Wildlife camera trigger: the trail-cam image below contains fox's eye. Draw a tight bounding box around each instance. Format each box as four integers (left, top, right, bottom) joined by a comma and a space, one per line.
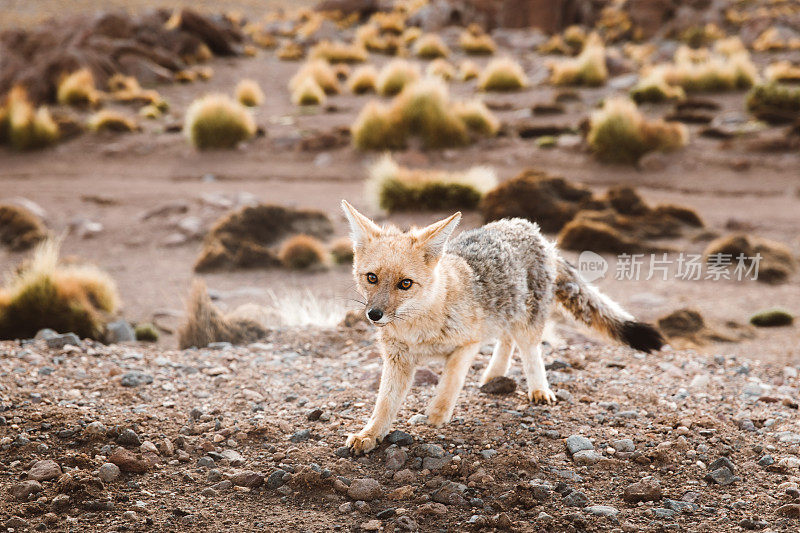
366, 273, 378, 284
398, 279, 413, 290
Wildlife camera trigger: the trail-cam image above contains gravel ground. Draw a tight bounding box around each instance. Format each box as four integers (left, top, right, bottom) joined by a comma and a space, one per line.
2, 323, 800, 532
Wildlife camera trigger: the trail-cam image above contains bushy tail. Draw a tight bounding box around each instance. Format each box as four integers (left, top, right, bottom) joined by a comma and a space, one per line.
177, 279, 266, 349
554, 257, 664, 353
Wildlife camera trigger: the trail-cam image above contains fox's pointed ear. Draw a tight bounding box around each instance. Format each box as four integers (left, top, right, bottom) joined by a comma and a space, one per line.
414, 212, 461, 261
341, 200, 382, 245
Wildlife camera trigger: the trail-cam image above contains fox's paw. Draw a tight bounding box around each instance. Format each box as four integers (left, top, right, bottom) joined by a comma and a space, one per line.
425, 407, 452, 428
529, 388, 557, 405
346, 433, 379, 455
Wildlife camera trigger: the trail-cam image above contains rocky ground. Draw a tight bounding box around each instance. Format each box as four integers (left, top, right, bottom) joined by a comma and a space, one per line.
2, 324, 800, 532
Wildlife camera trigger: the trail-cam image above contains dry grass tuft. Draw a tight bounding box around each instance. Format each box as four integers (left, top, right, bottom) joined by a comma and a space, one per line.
88, 110, 139, 133
353, 78, 497, 150
355, 24, 404, 55
413, 33, 450, 59
631, 67, 686, 103
478, 57, 529, 91
376, 59, 421, 96
587, 97, 688, 164
278, 234, 328, 270
291, 77, 326, 106
329, 237, 354, 264
289, 60, 340, 95
746, 83, 800, 123
459, 29, 496, 55
426, 58, 456, 80
3, 86, 59, 150
235, 79, 265, 107
548, 33, 608, 87
57, 69, 99, 107
660, 44, 758, 92
178, 279, 266, 349
134, 323, 159, 342
310, 40, 368, 63
367, 154, 497, 212
765, 61, 800, 83
0, 204, 48, 251
277, 41, 305, 61
458, 60, 481, 81
452, 99, 500, 136
348, 65, 379, 94
351, 101, 405, 150
184, 94, 256, 150
0, 239, 119, 340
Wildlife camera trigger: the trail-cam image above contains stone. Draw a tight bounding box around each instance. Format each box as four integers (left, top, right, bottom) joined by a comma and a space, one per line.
28, 459, 61, 481
663, 498, 698, 514
220, 449, 245, 466
109, 447, 149, 473
386, 430, 414, 446
563, 490, 590, 507
385, 445, 407, 470
611, 439, 635, 453
408, 414, 428, 425
479, 449, 497, 460
98, 463, 121, 482
652, 508, 677, 519
267, 469, 287, 489
704, 467, 739, 486
106, 320, 136, 343
573, 450, 603, 465
432, 481, 468, 506
623, 477, 662, 502
416, 502, 447, 516
565, 435, 593, 455
585, 505, 619, 517
361, 519, 381, 531
84, 421, 108, 440
230, 470, 263, 488
9, 480, 42, 501
757, 455, 774, 466
45, 333, 81, 349
117, 428, 141, 446
776, 504, 800, 518
347, 478, 383, 501
120, 371, 154, 387
708, 457, 736, 472
479, 376, 517, 395
290, 429, 311, 443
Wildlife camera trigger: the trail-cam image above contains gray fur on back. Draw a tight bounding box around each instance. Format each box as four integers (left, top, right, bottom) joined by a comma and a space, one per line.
446, 218, 557, 330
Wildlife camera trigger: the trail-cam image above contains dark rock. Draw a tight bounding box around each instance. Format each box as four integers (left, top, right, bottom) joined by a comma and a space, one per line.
386, 430, 414, 446
704, 467, 739, 486
479, 376, 517, 395
562, 490, 589, 507
267, 469, 287, 489
565, 435, 593, 455
120, 371, 154, 387
105, 320, 135, 343
230, 470, 263, 488
290, 429, 311, 443
45, 333, 81, 349
117, 428, 141, 446
9, 480, 42, 501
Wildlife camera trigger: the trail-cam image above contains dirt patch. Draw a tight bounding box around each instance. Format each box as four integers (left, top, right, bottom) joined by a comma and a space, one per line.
705, 234, 797, 285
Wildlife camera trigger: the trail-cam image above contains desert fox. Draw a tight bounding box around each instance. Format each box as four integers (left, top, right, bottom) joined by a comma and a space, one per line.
341, 200, 664, 454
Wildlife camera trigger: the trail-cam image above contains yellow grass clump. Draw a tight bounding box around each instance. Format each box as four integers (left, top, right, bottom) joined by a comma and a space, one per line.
388, 78, 468, 149
376, 59, 421, 96
630, 67, 686, 103
426, 58, 456, 80
309, 40, 368, 63
235, 79, 265, 107
289, 60, 340, 95
371, 11, 405, 34
3, 87, 59, 151
477, 57, 529, 91
587, 97, 689, 164
277, 41, 305, 61
458, 60, 481, 81
278, 235, 328, 270
196, 66, 214, 81
184, 94, 256, 150
548, 33, 608, 87
413, 33, 450, 59
746, 83, 800, 123
348, 65, 378, 94
765, 61, 800, 83
57, 69, 99, 107
351, 101, 405, 150
366, 154, 497, 212
458, 30, 496, 55
355, 24, 403, 55
752, 27, 789, 52
88, 110, 140, 133
329, 237, 354, 264
0, 239, 120, 340
139, 104, 161, 119
452, 99, 500, 136
291, 76, 326, 106
660, 44, 758, 92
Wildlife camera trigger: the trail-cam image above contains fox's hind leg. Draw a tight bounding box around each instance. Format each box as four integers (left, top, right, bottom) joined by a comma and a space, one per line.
512, 326, 556, 405
479, 336, 514, 386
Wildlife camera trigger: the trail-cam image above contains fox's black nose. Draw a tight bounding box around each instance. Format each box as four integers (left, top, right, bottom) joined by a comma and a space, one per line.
367, 308, 383, 322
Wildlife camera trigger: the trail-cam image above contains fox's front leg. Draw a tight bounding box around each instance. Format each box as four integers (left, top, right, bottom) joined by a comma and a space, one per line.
426, 343, 480, 427
347, 356, 415, 455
